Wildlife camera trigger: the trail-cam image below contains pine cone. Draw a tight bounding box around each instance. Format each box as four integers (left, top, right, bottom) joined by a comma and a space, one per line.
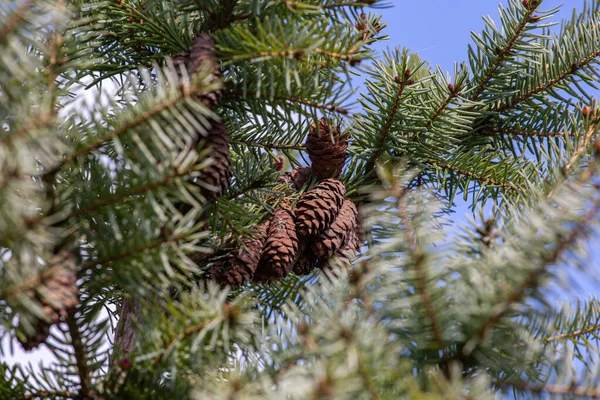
172, 34, 222, 110
310, 199, 358, 259
306, 118, 348, 179
210, 221, 269, 288
195, 120, 232, 200
19, 253, 78, 351
278, 166, 311, 190
295, 179, 346, 237
253, 204, 299, 283
291, 247, 318, 276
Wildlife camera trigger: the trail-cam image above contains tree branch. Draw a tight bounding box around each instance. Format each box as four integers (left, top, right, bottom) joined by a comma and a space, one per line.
501, 381, 600, 398
364, 76, 409, 172
230, 139, 305, 151
66, 313, 93, 398
427, 160, 521, 192
398, 200, 444, 349
229, 90, 349, 115
43, 81, 217, 176
466, 189, 600, 354
0, 0, 35, 42
495, 48, 600, 113
543, 325, 600, 343
469, 2, 540, 102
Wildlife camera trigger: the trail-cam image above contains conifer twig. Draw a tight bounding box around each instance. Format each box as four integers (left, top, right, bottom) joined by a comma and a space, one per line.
230, 140, 305, 151
543, 325, 600, 343
398, 200, 444, 349
427, 160, 520, 192
66, 313, 93, 399
42, 80, 218, 176
500, 381, 600, 398
0, 0, 35, 42
495, 48, 600, 113
465, 187, 600, 354
469, 2, 540, 102
364, 76, 409, 172
229, 90, 349, 115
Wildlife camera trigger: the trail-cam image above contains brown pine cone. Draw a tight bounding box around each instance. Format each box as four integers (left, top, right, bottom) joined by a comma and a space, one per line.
306, 118, 348, 179
310, 199, 358, 259
291, 247, 318, 276
253, 204, 299, 283
295, 179, 346, 237
172, 34, 222, 110
195, 120, 231, 200
19, 253, 78, 351
278, 166, 311, 190
218, 221, 269, 288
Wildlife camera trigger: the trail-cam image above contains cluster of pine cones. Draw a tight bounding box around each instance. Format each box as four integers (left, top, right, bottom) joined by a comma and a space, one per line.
169, 35, 362, 287
207, 118, 362, 288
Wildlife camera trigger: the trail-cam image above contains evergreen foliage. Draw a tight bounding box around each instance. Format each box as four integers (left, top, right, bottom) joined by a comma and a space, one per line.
1, 0, 600, 398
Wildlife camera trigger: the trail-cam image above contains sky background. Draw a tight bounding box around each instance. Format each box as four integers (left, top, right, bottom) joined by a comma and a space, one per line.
3, 0, 600, 392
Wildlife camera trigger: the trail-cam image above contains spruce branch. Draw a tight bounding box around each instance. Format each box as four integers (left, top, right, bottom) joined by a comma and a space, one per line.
398, 200, 444, 349
469, 0, 541, 102
81, 231, 192, 272
152, 315, 222, 365
484, 126, 566, 138
501, 381, 600, 398
0, 111, 54, 146
66, 313, 93, 399
543, 325, 600, 343
563, 120, 599, 173
495, 48, 600, 113
427, 160, 521, 192
43, 79, 219, 177
0, 0, 35, 42
229, 90, 349, 115
230, 140, 305, 151
364, 74, 410, 172
69, 165, 196, 219
465, 185, 600, 355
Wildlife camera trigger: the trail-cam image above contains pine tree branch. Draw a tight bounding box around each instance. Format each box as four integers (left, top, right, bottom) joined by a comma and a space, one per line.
543, 325, 600, 343
424, 90, 458, 129
547, 121, 599, 197
81, 231, 191, 272
500, 381, 600, 398
66, 313, 93, 398
0, 111, 54, 145
70, 166, 193, 219
43, 82, 216, 176
466, 187, 600, 354
357, 350, 380, 400
483, 127, 565, 138
495, 48, 600, 113
398, 200, 444, 349
320, 0, 379, 9
564, 121, 599, 173
469, 2, 540, 102
0, 0, 35, 42
230, 139, 305, 151
427, 160, 520, 192
229, 90, 349, 115
364, 76, 409, 172
152, 315, 222, 365
16, 390, 76, 400
2, 263, 64, 298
